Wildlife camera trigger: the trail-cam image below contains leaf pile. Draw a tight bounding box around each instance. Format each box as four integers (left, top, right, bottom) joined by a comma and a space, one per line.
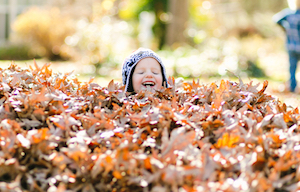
1, 62, 300, 192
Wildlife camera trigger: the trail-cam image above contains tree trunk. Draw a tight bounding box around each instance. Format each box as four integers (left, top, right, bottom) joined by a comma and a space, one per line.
166, 0, 189, 48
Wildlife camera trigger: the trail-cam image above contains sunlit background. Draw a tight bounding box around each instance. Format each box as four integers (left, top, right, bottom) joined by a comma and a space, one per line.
0, 0, 291, 88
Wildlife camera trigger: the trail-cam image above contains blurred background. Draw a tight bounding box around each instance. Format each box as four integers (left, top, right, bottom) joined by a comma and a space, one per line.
0, 0, 292, 92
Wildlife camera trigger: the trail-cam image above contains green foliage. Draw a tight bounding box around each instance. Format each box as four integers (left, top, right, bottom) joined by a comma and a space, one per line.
142, 0, 168, 49
118, 0, 168, 20
138, 0, 168, 13
12, 7, 75, 61
0, 44, 39, 60
243, 60, 266, 78
118, 0, 151, 20
189, 0, 212, 27
119, 0, 168, 49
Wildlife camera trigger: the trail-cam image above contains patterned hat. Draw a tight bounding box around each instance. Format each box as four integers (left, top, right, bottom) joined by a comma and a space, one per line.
122, 48, 168, 92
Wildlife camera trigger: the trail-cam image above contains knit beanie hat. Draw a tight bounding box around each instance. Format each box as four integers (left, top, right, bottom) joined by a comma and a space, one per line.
122, 48, 169, 92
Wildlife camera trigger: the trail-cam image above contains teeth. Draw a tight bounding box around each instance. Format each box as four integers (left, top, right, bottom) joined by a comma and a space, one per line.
143, 82, 154, 86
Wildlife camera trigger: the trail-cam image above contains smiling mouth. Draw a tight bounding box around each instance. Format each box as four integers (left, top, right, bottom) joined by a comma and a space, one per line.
142, 82, 155, 87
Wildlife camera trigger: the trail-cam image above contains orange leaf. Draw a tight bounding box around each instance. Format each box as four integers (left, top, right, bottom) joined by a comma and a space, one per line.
32, 128, 49, 143
113, 171, 122, 179
114, 132, 124, 138
144, 157, 152, 170
215, 132, 240, 148
183, 82, 192, 92
283, 113, 293, 123
69, 150, 86, 162
105, 155, 113, 164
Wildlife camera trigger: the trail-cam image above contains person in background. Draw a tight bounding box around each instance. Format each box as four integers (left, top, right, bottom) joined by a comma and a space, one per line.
122, 48, 169, 93
273, 0, 300, 92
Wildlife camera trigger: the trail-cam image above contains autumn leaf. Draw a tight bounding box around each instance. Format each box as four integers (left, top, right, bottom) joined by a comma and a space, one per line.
215, 132, 240, 148
1, 62, 300, 192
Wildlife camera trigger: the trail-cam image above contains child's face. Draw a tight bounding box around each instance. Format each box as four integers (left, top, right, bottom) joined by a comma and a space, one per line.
132, 58, 163, 92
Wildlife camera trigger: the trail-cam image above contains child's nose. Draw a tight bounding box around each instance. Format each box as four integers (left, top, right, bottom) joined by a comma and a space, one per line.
145, 71, 154, 78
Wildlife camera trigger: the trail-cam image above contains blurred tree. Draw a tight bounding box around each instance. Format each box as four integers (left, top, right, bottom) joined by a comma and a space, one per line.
135, 0, 169, 49
144, 0, 189, 49
152, 0, 168, 49
166, 0, 189, 48
119, 0, 189, 49
12, 7, 75, 60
